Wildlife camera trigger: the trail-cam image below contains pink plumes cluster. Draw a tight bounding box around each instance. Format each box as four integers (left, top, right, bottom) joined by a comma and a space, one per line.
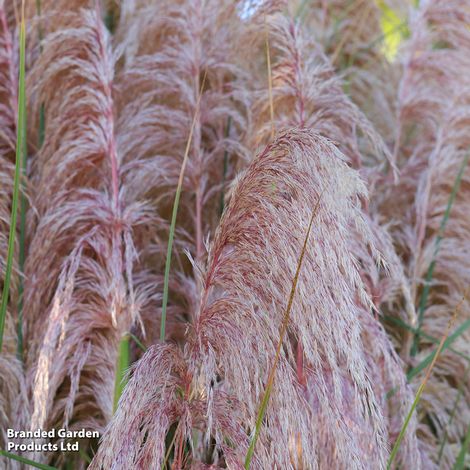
0, 0, 469, 469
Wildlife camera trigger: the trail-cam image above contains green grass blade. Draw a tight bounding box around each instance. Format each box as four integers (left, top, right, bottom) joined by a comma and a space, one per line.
113, 334, 130, 412
386, 396, 420, 469
383, 315, 470, 362
407, 318, 470, 381
454, 422, 470, 470
244, 193, 323, 469
384, 316, 470, 401
160, 175, 184, 341
160, 71, 207, 341
0, 450, 57, 470
0, 2, 26, 353
129, 332, 146, 352
17, 0, 45, 361
16, 101, 27, 362
16, 47, 29, 362
412, 151, 470, 356
438, 364, 470, 463
17, 0, 44, 363
387, 288, 469, 469
79, 449, 92, 465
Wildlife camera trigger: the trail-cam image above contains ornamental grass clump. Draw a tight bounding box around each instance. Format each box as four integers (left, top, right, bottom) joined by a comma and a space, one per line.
0, 1, 469, 469
91, 129, 420, 469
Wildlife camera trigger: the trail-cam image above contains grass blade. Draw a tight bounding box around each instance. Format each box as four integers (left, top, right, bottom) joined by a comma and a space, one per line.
412, 151, 470, 356
0, 450, 57, 470
454, 422, 470, 470
17, 0, 44, 361
16, 106, 27, 361
438, 364, 470, 463
113, 334, 130, 412
407, 318, 470, 381
129, 332, 146, 352
0, 0, 26, 353
79, 449, 92, 465
160, 70, 207, 341
387, 287, 469, 469
244, 192, 323, 469
383, 315, 470, 362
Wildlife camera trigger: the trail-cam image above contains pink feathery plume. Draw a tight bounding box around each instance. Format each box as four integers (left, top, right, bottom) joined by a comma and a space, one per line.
92, 128, 393, 468
245, 8, 395, 176
112, 0, 250, 345
22, 7, 149, 465
243, 8, 420, 465
294, 0, 404, 139
242, 5, 408, 316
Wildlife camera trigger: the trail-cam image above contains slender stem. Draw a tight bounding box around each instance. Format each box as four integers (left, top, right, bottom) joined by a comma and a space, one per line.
160, 71, 207, 341
454, 422, 470, 470
437, 364, 470, 463
412, 151, 470, 356
387, 287, 469, 469
244, 192, 323, 468
113, 334, 130, 412
0, 0, 26, 353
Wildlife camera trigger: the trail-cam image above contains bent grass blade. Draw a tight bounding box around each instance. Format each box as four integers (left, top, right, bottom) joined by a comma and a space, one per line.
387, 287, 470, 469
244, 192, 323, 469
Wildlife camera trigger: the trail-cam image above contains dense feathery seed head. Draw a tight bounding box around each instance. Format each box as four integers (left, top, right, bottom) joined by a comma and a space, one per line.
92, 128, 409, 469
1, 1, 470, 469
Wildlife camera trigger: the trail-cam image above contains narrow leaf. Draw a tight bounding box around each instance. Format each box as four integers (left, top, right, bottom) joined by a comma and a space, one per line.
407, 318, 470, 381
0, 0, 26, 352
412, 151, 470, 355
113, 334, 130, 412
0, 450, 57, 470
160, 70, 207, 341
244, 192, 323, 469
387, 287, 470, 469
383, 315, 470, 362
129, 332, 146, 352
454, 422, 470, 470
438, 364, 470, 463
